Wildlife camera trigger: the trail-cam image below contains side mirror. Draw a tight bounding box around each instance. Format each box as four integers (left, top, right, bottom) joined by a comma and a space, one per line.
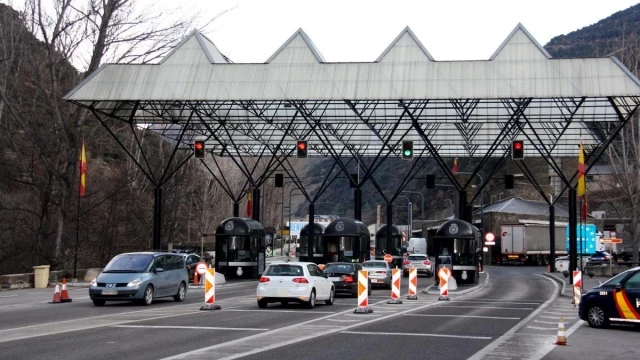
615, 283, 622, 291
154, 267, 164, 273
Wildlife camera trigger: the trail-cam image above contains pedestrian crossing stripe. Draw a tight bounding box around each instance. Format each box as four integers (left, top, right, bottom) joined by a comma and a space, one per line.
614, 291, 640, 320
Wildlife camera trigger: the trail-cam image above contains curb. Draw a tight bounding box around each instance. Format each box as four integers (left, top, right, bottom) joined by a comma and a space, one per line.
541, 272, 567, 296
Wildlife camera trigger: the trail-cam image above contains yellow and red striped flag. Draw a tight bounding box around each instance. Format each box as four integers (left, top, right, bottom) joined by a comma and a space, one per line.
79, 140, 87, 197
246, 191, 252, 217
452, 157, 458, 174
577, 143, 585, 198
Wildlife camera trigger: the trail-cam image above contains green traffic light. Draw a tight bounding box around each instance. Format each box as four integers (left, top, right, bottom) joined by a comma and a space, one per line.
404, 149, 412, 157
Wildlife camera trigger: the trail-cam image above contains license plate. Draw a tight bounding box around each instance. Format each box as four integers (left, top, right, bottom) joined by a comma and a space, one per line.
101, 289, 118, 295
329, 277, 340, 282
371, 279, 379, 283
276, 289, 288, 297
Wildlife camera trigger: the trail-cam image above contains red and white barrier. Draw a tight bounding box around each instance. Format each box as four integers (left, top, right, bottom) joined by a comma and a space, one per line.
438, 267, 452, 301
407, 267, 418, 300
572, 270, 582, 308
354, 270, 373, 313
388, 268, 403, 304
200, 268, 221, 310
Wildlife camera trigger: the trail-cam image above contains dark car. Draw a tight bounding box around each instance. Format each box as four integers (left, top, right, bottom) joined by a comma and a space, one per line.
588, 251, 613, 266
578, 266, 640, 328
323, 262, 371, 297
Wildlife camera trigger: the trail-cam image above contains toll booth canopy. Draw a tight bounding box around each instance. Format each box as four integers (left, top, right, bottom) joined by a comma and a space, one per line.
375, 224, 404, 268
433, 219, 480, 285
298, 223, 325, 263
215, 217, 266, 280
322, 218, 370, 264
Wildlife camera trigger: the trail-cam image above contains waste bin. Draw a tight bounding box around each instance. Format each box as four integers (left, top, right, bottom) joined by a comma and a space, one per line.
33, 265, 50, 288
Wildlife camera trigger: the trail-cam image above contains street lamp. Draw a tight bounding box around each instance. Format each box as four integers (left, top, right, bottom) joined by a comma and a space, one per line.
402, 191, 424, 237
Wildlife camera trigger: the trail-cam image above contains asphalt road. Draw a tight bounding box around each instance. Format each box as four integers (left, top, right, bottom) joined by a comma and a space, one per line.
0, 266, 637, 360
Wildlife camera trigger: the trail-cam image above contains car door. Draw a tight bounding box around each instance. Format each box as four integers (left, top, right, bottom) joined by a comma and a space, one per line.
307, 264, 328, 299
618, 270, 640, 322
152, 255, 169, 296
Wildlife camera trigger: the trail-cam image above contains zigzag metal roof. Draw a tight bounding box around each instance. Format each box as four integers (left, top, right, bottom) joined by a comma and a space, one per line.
64, 24, 640, 158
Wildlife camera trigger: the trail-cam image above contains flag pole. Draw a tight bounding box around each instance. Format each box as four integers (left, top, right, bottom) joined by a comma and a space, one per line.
74, 181, 80, 280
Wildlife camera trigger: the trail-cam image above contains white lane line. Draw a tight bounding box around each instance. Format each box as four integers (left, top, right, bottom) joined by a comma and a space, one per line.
526, 326, 556, 330
439, 305, 534, 310
452, 300, 542, 305
534, 320, 559, 324
112, 325, 268, 331
343, 313, 382, 317
468, 298, 543, 304
540, 315, 575, 320
324, 319, 358, 322
404, 314, 521, 320
222, 309, 336, 314
544, 311, 570, 314
341, 331, 491, 340
0, 295, 18, 298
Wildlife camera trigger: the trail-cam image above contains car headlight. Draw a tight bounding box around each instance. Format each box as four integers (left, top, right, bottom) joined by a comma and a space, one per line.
90, 278, 97, 287
127, 278, 143, 288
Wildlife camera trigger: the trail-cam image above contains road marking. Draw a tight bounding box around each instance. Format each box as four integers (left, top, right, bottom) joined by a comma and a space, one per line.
469, 298, 543, 304
533, 320, 559, 324
223, 309, 336, 314
405, 314, 521, 320
453, 300, 541, 305
540, 315, 575, 320
439, 305, 534, 310
543, 310, 569, 314
324, 319, 358, 322
341, 330, 491, 340
112, 325, 268, 331
526, 326, 556, 330
0, 295, 18, 298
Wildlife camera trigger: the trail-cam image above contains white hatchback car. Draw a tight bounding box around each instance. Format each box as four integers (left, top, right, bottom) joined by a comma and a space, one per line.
257, 262, 335, 309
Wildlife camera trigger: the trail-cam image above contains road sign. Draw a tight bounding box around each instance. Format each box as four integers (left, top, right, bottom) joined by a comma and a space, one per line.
195, 262, 209, 276
384, 254, 392, 262
484, 232, 496, 245
601, 238, 622, 244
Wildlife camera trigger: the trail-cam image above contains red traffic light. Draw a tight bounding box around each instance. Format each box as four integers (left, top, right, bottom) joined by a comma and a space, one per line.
195, 142, 204, 150
297, 141, 306, 151
513, 142, 522, 150
296, 140, 308, 158
511, 140, 524, 160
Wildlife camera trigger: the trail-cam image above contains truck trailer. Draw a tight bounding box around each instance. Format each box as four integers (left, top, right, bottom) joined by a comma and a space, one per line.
499, 223, 568, 265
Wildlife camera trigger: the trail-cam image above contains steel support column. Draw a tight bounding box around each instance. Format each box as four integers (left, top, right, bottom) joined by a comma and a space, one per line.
308, 203, 315, 261
233, 202, 239, 217
153, 187, 162, 250
354, 188, 362, 221
549, 205, 555, 268
252, 187, 260, 221
569, 189, 577, 284
386, 204, 393, 256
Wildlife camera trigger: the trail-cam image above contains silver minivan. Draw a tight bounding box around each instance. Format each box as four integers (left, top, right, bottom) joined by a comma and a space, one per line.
89, 252, 189, 306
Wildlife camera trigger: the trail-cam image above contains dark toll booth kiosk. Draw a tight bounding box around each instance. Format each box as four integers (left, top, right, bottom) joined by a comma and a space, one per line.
298, 223, 325, 263
433, 219, 480, 285
322, 218, 370, 264
375, 224, 404, 269
215, 217, 266, 280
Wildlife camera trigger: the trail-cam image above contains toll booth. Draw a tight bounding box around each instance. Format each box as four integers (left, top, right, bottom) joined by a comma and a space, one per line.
298, 223, 325, 263
433, 219, 480, 285
322, 218, 370, 264
374, 224, 404, 269
215, 217, 266, 280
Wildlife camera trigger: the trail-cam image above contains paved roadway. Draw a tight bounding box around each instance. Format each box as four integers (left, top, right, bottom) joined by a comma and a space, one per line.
0, 266, 637, 360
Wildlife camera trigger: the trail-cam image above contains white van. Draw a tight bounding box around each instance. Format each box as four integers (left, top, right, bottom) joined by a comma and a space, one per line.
407, 238, 427, 255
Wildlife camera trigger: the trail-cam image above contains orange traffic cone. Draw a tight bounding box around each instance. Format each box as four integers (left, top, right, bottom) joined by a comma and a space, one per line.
60, 277, 72, 303
49, 283, 61, 304
193, 272, 199, 286
554, 317, 567, 345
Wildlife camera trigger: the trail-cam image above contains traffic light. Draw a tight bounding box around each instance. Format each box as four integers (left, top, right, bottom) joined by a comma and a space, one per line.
402, 141, 414, 160
511, 140, 524, 160
194, 140, 205, 159
275, 173, 284, 187
426, 174, 435, 188
296, 140, 308, 158
505, 174, 514, 189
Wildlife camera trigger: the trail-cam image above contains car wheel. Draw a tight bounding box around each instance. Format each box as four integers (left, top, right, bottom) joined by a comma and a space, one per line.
141, 285, 153, 306
587, 304, 609, 328
306, 289, 316, 309
325, 287, 335, 305
368, 282, 372, 296
257, 299, 268, 308
174, 282, 186, 302
92, 299, 106, 306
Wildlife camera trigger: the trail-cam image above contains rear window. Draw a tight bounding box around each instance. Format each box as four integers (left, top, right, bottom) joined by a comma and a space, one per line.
264, 264, 304, 276
324, 264, 354, 274
363, 262, 386, 268
408, 255, 428, 260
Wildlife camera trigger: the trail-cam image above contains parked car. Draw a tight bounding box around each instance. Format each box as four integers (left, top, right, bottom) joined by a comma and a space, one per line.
89, 252, 189, 306
588, 251, 613, 266
180, 253, 201, 280
256, 262, 334, 309
578, 266, 640, 328
323, 262, 371, 297
402, 254, 433, 277
555, 255, 590, 274
362, 260, 392, 289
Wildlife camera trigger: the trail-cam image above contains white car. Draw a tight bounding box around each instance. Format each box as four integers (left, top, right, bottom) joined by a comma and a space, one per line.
257, 262, 335, 309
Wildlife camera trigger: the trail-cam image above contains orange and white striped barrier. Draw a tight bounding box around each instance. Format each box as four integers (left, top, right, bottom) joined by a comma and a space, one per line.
554, 317, 567, 345
572, 270, 582, 308
407, 267, 418, 300
388, 268, 403, 304
353, 270, 373, 313
200, 268, 221, 310
60, 277, 72, 303
49, 283, 62, 304
438, 267, 452, 301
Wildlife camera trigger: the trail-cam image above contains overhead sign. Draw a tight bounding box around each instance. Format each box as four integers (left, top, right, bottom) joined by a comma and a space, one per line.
565, 224, 597, 253
601, 238, 622, 244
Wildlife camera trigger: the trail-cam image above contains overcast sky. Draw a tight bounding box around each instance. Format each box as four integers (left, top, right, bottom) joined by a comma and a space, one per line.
157, 0, 639, 63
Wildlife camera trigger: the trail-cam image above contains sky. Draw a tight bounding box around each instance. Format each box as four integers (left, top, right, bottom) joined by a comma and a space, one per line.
156, 0, 640, 63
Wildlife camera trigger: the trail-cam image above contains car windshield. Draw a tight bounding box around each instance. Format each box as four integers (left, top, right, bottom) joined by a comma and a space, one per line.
324, 264, 354, 274
363, 262, 386, 268
103, 254, 153, 272
263, 264, 304, 276
408, 255, 428, 261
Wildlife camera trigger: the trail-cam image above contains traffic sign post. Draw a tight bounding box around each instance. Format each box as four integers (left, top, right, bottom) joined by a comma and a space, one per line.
195, 262, 208, 285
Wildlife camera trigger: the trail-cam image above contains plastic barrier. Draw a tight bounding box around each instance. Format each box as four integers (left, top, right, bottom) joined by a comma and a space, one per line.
388, 268, 403, 304
200, 268, 221, 310
407, 267, 418, 300
354, 270, 373, 313
573, 270, 582, 308
438, 267, 452, 301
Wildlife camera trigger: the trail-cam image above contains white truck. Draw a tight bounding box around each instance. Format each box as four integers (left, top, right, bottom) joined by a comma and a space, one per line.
500, 224, 568, 265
